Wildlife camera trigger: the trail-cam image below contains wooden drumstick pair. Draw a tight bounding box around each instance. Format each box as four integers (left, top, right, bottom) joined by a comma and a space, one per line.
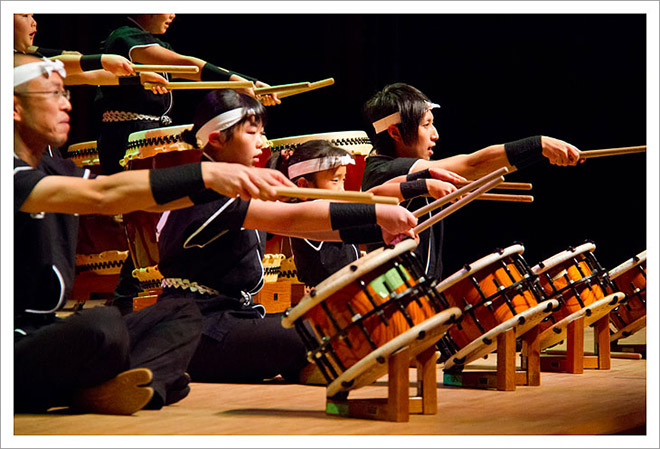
413, 167, 509, 234
274, 187, 398, 205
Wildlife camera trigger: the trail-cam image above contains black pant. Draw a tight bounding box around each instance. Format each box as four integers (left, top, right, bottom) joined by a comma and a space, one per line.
187, 312, 308, 384
14, 297, 202, 413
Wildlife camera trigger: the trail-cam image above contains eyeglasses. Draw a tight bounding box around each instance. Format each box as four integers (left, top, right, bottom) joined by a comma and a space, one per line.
14, 90, 71, 101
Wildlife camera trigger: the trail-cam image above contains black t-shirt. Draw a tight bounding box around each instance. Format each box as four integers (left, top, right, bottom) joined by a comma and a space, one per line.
157, 196, 266, 302
361, 153, 445, 280
290, 238, 359, 287
14, 149, 94, 326
95, 19, 174, 117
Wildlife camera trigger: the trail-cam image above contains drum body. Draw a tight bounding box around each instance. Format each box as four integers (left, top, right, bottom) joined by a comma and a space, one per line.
265, 131, 372, 192
531, 242, 612, 332
281, 239, 448, 386
121, 125, 200, 270
435, 244, 543, 362
608, 250, 647, 338
66, 141, 128, 257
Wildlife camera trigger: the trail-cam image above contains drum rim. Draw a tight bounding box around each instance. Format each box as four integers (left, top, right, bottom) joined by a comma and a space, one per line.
531, 242, 596, 275
539, 292, 625, 350
608, 250, 647, 280
268, 130, 372, 155
122, 124, 196, 167
281, 238, 419, 328
442, 299, 558, 371
434, 244, 526, 294
269, 130, 369, 145
326, 307, 461, 397
67, 140, 98, 151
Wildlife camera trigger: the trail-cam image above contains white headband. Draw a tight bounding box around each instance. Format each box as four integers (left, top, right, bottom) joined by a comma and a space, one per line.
195, 107, 252, 148
14, 58, 67, 87
288, 155, 355, 179
372, 101, 440, 134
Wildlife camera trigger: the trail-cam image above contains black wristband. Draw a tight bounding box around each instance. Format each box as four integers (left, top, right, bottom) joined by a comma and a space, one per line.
228, 70, 258, 83
189, 188, 223, 205
34, 47, 64, 57
149, 163, 206, 205
400, 179, 429, 200
406, 169, 431, 181
339, 225, 384, 244
504, 135, 544, 169
329, 203, 377, 230
80, 54, 104, 72
201, 62, 233, 81
118, 76, 141, 86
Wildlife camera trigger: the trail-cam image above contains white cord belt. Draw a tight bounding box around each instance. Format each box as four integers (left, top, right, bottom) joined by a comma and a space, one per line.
102, 110, 172, 125
161, 277, 219, 296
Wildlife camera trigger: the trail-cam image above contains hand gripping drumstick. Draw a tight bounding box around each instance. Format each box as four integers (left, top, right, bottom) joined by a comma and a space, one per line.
578, 145, 646, 159
275, 78, 335, 99
413, 167, 509, 218
142, 80, 254, 90
413, 176, 505, 234
131, 64, 199, 74
275, 187, 399, 205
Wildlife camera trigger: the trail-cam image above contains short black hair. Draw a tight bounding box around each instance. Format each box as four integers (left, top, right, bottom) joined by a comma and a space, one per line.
362, 83, 431, 157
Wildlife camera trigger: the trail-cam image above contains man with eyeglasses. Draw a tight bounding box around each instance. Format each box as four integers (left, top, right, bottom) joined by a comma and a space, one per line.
13, 53, 296, 415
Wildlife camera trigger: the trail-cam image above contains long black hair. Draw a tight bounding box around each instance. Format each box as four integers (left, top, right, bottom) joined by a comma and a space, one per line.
181, 89, 267, 149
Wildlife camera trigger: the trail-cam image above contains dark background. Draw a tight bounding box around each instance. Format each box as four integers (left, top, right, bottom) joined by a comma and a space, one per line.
33, 13, 647, 276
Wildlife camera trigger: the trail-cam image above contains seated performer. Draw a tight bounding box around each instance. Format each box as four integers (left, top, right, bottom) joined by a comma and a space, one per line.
13, 53, 295, 415
156, 89, 417, 384
13, 13, 169, 91
268, 140, 363, 288
95, 13, 281, 311
361, 83, 582, 280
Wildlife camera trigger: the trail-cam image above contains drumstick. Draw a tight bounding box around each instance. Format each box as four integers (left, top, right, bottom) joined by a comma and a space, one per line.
414, 177, 504, 234
455, 180, 532, 191
477, 193, 534, 203
276, 78, 335, 99
413, 167, 509, 218
578, 145, 646, 159
131, 64, 199, 74
275, 187, 399, 205
254, 82, 311, 95
142, 81, 254, 90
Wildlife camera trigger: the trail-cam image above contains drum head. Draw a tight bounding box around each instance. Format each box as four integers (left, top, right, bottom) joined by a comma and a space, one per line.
281, 238, 419, 328
326, 307, 461, 397
532, 242, 596, 275
67, 140, 98, 168
442, 299, 558, 372
122, 124, 195, 168
268, 131, 373, 156
609, 250, 647, 281
539, 292, 625, 350
434, 244, 526, 293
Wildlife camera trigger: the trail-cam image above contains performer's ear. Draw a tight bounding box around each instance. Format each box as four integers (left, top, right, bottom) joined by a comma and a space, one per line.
387, 124, 403, 143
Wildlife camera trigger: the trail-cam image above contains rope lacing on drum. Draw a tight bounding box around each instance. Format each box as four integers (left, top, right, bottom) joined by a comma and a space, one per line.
270, 137, 371, 153
76, 258, 125, 273
161, 277, 219, 296
127, 133, 185, 150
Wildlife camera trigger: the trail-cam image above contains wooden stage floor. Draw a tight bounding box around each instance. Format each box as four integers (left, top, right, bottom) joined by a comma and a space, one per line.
13, 355, 648, 439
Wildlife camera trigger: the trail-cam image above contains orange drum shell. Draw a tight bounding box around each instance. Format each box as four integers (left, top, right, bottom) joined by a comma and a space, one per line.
537, 259, 606, 333
609, 263, 646, 331
303, 263, 435, 371
442, 261, 539, 350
